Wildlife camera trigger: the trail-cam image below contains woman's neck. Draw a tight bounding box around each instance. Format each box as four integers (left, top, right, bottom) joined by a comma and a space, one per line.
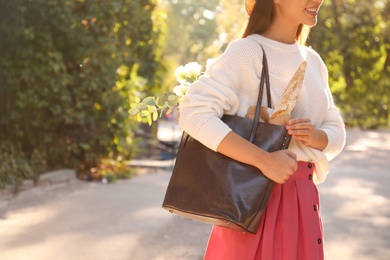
261, 19, 299, 44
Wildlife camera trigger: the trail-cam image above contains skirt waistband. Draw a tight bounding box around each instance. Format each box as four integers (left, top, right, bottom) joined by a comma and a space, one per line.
288, 161, 315, 182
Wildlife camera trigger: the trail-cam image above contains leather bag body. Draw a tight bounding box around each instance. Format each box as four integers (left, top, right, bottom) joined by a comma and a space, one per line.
162, 46, 291, 234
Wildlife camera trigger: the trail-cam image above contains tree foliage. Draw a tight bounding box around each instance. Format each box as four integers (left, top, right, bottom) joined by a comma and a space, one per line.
308, 0, 390, 128
164, 0, 219, 63
157, 0, 222, 92
0, 0, 166, 187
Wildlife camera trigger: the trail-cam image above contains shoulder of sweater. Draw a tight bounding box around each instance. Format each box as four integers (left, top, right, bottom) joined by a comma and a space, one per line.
209, 38, 263, 73
301, 46, 326, 67
224, 37, 263, 55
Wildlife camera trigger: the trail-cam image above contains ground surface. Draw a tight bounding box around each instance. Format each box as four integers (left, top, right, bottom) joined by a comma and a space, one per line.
0, 128, 389, 260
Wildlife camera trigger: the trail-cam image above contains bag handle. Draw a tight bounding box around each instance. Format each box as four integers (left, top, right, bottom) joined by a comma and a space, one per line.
182, 46, 271, 146
249, 46, 271, 143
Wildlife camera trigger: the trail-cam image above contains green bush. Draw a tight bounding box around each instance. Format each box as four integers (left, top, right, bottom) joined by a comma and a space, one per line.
0, 0, 166, 186
0, 141, 45, 192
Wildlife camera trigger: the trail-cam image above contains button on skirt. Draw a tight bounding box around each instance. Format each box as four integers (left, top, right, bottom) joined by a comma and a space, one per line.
204, 161, 324, 260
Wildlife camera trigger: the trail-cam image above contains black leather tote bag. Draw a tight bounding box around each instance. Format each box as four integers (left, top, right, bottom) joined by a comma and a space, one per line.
162, 46, 291, 234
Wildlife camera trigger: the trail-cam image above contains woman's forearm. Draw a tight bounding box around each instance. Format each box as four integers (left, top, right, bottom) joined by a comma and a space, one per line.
216, 131, 298, 184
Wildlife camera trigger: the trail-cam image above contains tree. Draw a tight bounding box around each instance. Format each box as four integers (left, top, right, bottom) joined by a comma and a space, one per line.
158, 0, 221, 92
308, 0, 390, 128
0, 0, 166, 186
215, 0, 247, 49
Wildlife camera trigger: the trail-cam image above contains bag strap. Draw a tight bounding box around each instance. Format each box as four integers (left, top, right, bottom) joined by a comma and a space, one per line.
249, 46, 271, 143
262, 47, 272, 108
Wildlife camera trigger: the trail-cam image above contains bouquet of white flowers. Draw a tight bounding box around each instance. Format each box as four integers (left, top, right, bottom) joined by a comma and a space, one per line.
130, 62, 203, 125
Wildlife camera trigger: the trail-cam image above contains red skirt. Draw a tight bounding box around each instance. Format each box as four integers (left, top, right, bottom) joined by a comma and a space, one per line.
204, 161, 324, 260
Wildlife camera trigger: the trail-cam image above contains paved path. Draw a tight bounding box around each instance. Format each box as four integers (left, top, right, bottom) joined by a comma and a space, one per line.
0, 129, 389, 260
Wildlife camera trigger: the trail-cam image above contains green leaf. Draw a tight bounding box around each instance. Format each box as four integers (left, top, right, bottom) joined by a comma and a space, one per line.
142, 97, 157, 106
147, 114, 152, 126
157, 95, 166, 107
137, 104, 148, 111
168, 95, 177, 101
80, 143, 91, 151
168, 99, 177, 107
148, 105, 157, 113
140, 110, 150, 117
152, 111, 158, 121
129, 108, 139, 115
166, 108, 173, 115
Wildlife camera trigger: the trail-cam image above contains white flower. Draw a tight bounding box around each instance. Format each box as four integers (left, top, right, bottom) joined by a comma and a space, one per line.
174, 62, 202, 84
173, 84, 189, 97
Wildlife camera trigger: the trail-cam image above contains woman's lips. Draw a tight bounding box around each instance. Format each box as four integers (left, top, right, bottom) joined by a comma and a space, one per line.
305, 7, 319, 16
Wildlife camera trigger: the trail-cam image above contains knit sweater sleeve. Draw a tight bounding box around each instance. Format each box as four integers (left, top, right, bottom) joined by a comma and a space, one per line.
313, 50, 346, 161
178, 39, 263, 151
319, 85, 346, 161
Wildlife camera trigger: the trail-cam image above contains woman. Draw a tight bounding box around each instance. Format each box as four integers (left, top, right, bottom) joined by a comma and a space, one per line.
178, 0, 346, 259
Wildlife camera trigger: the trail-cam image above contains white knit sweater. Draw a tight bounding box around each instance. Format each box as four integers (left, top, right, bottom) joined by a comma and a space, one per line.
178, 34, 346, 184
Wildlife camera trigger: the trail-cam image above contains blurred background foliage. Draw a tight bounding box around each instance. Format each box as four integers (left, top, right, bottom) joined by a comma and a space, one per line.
0, 0, 166, 187
309, 0, 390, 129
0, 0, 388, 189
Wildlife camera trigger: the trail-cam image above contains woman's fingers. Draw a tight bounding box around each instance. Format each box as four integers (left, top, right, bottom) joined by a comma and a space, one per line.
286, 117, 316, 146
260, 150, 298, 184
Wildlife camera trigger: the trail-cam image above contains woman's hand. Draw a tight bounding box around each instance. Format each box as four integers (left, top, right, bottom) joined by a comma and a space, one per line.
258, 150, 298, 184
286, 117, 328, 151
217, 131, 298, 184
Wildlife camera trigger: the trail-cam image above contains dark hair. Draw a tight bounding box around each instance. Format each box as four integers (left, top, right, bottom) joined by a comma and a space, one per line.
242, 0, 310, 45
